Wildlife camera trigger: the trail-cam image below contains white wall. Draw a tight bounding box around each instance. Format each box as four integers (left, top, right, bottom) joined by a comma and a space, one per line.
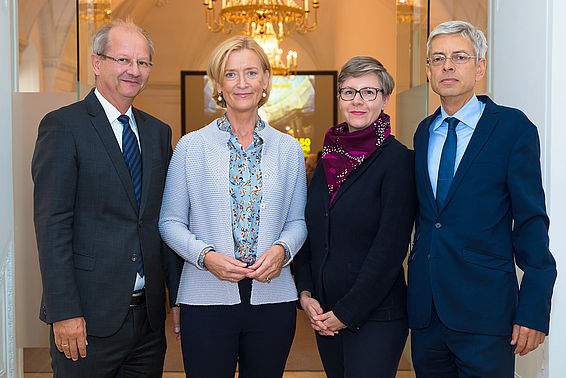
0, 0, 18, 376
546, 0, 566, 376
492, 0, 565, 377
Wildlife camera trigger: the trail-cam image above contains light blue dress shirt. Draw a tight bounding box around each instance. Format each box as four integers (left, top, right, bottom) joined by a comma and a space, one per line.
427, 95, 486, 197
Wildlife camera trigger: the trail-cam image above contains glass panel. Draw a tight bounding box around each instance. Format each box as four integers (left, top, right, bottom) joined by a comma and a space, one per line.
17, 0, 78, 94
395, 0, 491, 148
395, 0, 429, 148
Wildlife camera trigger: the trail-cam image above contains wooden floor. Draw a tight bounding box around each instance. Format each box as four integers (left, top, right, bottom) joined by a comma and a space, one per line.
25, 372, 413, 378
24, 310, 413, 378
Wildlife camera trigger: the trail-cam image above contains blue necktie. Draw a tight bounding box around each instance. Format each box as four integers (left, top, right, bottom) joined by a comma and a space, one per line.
118, 114, 144, 277
436, 117, 459, 208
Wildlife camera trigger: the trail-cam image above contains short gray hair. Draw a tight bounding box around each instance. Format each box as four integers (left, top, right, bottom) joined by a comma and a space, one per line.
427, 21, 487, 62
338, 56, 394, 97
92, 19, 154, 60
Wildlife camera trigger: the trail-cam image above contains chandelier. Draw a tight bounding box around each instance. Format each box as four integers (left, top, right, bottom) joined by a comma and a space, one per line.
78, 0, 112, 23
251, 20, 298, 75
203, 0, 320, 75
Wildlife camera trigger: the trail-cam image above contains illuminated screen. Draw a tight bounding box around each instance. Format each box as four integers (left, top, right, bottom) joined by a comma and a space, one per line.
182, 71, 337, 157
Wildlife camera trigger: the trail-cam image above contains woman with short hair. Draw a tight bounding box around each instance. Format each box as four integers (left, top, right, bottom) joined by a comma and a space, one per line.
294, 56, 417, 378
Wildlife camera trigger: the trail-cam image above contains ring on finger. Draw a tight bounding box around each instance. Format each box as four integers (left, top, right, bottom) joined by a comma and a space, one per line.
265, 276, 271, 283
60, 343, 69, 347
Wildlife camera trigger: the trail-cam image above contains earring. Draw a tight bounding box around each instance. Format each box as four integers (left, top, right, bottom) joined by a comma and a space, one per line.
262, 90, 267, 98
218, 93, 223, 102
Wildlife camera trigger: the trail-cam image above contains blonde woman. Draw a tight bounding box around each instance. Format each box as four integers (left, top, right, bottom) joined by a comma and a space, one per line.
159, 36, 307, 378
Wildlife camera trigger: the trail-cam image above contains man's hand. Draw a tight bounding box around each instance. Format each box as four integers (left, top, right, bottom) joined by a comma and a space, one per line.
299, 291, 335, 336
171, 306, 181, 341
203, 251, 253, 282
53, 317, 87, 361
247, 245, 286, 283
511, 324, 546, 356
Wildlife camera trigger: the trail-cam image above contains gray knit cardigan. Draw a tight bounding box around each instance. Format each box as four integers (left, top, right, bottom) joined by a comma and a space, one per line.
159, 119, 307, 305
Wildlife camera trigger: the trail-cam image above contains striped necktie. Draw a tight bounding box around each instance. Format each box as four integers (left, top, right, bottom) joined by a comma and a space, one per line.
436, 117, 459, 208
118, 114, 144, 277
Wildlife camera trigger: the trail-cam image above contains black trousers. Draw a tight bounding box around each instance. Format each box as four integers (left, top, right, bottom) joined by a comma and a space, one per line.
411, 304, 514, 378
180, 278, 297, 378
50, 303, 166, 378
315, 317, 408, 378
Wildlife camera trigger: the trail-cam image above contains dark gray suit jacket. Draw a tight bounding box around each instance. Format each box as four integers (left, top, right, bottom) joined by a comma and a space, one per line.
32, 89, 182, 337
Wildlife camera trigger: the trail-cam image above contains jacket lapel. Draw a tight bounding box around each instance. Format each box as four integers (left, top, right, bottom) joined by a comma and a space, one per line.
439, 96, 499, 212
328, 136, 390, 208
311, 161, 330, 213
86, 90, 139, 214
416, 109, 440, 214
134, 107, 153, 216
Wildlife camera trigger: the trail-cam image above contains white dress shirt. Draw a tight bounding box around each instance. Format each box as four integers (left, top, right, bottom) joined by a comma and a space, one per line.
94, 89, 145, 291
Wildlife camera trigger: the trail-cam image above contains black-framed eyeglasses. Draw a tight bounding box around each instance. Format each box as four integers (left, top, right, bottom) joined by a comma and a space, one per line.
338, 87, 383, 101
97, 53, 153, 69
427, 53, 477, 66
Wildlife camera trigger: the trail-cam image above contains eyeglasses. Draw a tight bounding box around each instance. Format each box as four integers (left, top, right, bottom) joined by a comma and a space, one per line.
97, 53, 153, 70
338, 87, 383, 101
427, 53, 477, 66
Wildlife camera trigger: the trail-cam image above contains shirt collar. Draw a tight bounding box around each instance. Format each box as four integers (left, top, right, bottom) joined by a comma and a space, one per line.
94, 88, 134, 124
435, 95, 482, 131
217, 113, 266, 135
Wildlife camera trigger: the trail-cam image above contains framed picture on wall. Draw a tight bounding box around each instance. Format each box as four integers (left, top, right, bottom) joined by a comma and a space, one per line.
181, 70, 338, 158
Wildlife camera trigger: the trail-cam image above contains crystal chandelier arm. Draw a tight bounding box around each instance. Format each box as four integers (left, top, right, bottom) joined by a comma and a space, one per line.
204, 0, 230, 32
295, 1, 318, 34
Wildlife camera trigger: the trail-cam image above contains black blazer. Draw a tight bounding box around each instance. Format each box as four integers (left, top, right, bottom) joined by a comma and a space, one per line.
294, 135, 417, 330
32, 89, 182, 337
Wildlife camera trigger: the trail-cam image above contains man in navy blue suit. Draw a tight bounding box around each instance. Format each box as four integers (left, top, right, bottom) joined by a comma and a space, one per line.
408, 20, 556, 377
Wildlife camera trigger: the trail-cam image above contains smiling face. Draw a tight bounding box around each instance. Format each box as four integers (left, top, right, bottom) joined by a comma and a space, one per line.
426, 33, 486, 112
339, 73, 390, 133
91, 26, 151, 113
217, 48, 270, 116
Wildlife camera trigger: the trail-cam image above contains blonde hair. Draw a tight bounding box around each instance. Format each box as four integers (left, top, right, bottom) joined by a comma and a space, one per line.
207, 36, 272, 108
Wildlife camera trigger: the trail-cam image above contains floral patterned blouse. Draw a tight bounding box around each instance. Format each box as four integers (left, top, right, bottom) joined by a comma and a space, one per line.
220, 115, 265, 265
197, 114, 290, 269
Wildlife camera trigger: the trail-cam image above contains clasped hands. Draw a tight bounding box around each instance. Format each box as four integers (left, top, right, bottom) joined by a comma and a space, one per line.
203, 245, 286, 284
300, 291, 346, 336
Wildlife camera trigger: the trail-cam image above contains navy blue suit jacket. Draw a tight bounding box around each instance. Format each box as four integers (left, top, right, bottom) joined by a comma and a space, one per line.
408, 95, 556, 336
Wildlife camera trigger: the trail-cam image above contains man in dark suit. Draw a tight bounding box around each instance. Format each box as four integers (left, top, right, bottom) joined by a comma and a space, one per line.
408, 20, 556, 377
32, 19, 182, 376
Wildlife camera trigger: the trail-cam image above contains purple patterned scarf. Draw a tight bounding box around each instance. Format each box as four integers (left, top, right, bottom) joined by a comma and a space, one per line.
322, 112, 391, 203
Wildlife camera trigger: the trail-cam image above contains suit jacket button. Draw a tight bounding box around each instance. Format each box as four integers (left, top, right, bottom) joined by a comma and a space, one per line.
427, 254, 430, 260
131, 254, 137, 262
434, 222, 442, 229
